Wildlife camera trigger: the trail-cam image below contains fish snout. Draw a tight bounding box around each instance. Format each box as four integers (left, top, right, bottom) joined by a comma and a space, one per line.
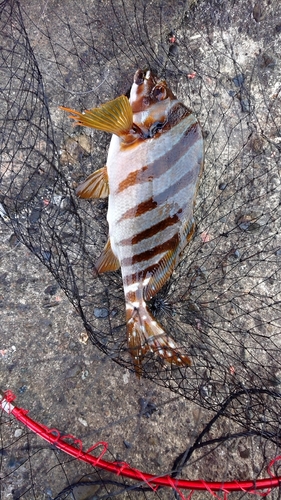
134, 69, 153, 86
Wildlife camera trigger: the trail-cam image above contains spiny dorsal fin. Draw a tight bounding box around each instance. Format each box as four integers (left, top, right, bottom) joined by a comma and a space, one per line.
178, 217, 196, 258
76, 166, 109, 199
60, 95, 133, 137
95, 238, 120, 274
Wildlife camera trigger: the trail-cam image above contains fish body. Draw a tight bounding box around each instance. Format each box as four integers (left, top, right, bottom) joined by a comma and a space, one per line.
61, 69, 204, 375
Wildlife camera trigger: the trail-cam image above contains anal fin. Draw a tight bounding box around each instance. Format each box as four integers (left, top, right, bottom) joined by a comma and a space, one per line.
144, 243, 179, 302
95, 239, 120, 274
76, 166, 109, 199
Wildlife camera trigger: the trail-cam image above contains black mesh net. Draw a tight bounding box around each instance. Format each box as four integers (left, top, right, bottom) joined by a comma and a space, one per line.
1, 0, 281, 497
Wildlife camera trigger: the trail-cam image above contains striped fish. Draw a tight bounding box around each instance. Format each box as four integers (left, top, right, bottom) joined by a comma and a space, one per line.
61, 69, 204, 376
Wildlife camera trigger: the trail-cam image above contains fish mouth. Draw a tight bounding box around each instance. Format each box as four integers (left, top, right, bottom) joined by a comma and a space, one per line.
130, 69, 176, 113
133, 68, 156, 86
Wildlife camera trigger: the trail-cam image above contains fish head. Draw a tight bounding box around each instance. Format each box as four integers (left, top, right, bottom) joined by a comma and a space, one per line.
130, 69, 176, 113
130, 69, 178, 137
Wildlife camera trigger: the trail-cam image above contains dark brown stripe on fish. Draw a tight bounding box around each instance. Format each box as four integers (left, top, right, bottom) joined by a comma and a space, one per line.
119, 213, 180, 246
118, 121, 200, 192
119, 160, 200, 221
120, 197, 157, 220
121, 233, 179, 267
123, 259, 174, 289
117, 165, 148, 193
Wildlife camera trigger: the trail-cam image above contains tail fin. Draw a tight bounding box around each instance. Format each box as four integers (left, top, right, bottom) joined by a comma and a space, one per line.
126, 304, 191, 377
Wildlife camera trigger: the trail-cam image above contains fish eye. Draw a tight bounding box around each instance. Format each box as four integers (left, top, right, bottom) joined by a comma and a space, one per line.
152, 84, 167, 101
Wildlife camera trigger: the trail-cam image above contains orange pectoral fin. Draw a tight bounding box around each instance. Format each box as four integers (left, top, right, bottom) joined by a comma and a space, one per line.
94, 239, 120, 274
60, 95, 133, 138
76, 166, 109, 199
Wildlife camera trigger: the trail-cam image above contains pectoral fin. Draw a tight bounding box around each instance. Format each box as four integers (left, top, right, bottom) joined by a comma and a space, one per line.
95, 239, 120, 274
76, 166, 109, 199
60, 95, 133, 138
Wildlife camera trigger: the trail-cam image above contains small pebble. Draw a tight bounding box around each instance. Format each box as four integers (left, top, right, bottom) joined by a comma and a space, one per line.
233, 249, 241, 259
93, 307, 109, 318
110, 307, 118, 318
199, 384, 213, 398
81, 370, 89, 380
169, 43, 179, 57
239, 447, 250, 459
44, 489, 53, 499
29, 208, 41, 224
42, 251, 51, 262
123, 371, 130, 384
44, 284, 58, 295
233, 73, 245, 87
51, 194, 65, 207
240, 99, 250, 113
253, 2, 263, 22
123, 440, 132, 449
8, 233, 20, 248
65, 365, 81, 378
78, 417, 88, 427
258, 52, 276, 69
8, 457, 23, 468
14, 428, 23, 438
219, 182, 227, 190
139, 398, 157, 418
79, 332, 89, 344
0, 203, 8, 221
18, 385, 27, 394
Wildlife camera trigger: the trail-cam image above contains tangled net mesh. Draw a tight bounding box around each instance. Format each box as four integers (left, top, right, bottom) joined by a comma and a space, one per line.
1, 0, 281, 497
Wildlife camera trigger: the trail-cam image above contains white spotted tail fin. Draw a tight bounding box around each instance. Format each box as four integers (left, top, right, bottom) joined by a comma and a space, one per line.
126, 302, 191, 377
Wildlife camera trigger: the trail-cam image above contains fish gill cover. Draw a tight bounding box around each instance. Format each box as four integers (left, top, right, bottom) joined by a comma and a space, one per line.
1, 0, 281, 497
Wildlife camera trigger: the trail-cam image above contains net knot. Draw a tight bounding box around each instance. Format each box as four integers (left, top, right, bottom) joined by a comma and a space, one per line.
114, 461, 131, 476
1, 391, 17, 414
4, 390, 16, 403
85, 441, 108, 464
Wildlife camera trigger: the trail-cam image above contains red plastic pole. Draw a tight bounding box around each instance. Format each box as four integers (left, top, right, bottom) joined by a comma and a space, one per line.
1, 391, 281, 495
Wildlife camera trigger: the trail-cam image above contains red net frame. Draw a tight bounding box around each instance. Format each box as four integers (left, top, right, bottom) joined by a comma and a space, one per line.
1, 390, 281, 499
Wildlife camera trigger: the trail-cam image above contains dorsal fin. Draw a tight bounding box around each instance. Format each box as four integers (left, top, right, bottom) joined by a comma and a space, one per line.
60, 95, 133, 138
76, 166, 109, 199
179, 217, 195, 255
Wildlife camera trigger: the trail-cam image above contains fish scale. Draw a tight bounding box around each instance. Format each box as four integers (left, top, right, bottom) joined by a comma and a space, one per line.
61, 69, 204, 376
